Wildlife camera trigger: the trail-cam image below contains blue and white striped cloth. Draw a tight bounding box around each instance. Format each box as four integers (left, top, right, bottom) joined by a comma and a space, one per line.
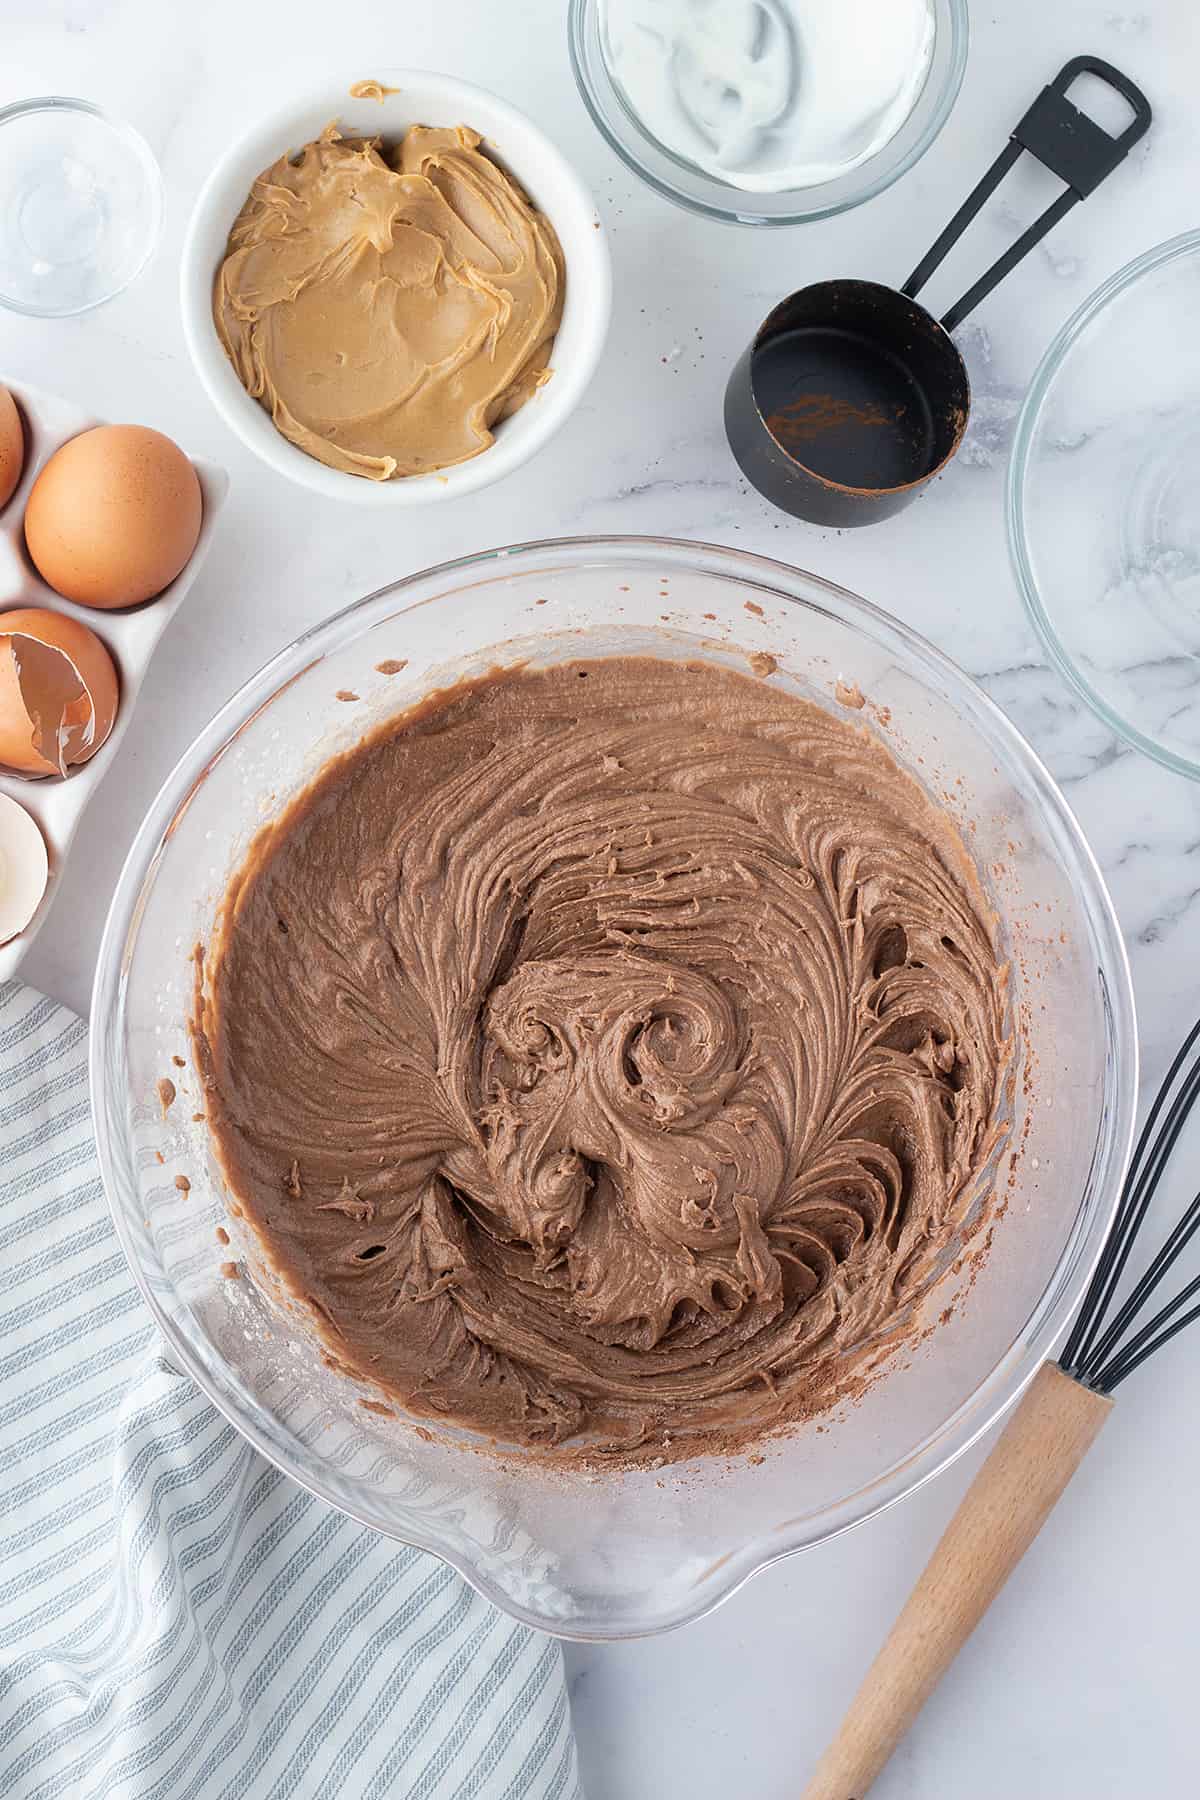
0, 981, 581, 1800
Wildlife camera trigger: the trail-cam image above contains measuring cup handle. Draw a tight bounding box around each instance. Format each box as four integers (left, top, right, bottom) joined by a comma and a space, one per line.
901, 57, 1152, 335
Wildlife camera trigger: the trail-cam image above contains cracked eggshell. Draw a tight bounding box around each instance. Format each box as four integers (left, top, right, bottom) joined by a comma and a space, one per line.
0, 792, 48, 944
0, 607, 119, 777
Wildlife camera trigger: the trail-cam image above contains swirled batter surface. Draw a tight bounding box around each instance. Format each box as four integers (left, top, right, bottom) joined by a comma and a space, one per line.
196, 657, 1010, 1456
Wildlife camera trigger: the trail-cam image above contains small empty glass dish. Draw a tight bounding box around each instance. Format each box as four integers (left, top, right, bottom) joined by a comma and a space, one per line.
1009, 231, 1200, 780
0, 97, 162, 317
567, 0, 968, 226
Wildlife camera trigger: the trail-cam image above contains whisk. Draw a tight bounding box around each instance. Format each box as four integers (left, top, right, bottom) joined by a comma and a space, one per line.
802, 1014, 1200, 1800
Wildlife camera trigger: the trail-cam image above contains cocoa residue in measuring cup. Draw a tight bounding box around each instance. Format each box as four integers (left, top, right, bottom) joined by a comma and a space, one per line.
765, 393, 903, 455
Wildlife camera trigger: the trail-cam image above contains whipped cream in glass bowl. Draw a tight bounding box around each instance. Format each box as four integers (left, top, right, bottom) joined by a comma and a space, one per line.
601, 0, 934, 192
569, 0, 967, 225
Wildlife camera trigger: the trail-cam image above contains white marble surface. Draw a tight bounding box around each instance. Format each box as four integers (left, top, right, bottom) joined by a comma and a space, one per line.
3, 0, 1199, 1793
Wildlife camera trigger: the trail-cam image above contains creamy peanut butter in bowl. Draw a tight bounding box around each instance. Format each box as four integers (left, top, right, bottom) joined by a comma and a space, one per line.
181, 72, 611, 504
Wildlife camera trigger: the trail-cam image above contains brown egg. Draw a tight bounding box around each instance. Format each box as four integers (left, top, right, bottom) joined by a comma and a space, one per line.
0, 607, 119, 776
24, 424, 202, 609
0, 387, 24, 510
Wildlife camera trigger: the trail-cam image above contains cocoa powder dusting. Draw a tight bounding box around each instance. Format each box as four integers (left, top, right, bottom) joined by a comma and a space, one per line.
766, 393, 900, 453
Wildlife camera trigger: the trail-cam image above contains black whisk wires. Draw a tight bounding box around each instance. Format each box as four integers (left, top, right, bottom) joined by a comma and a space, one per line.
1060, 1013, 1200, 1395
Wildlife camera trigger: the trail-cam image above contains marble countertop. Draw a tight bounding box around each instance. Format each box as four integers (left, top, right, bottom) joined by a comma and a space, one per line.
3, 0, 1197, 1793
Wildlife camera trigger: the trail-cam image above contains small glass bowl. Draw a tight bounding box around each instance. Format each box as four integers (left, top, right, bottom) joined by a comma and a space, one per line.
567, 0, 968, 226
1008, 231, 1200, 781
0, 98, 162, 317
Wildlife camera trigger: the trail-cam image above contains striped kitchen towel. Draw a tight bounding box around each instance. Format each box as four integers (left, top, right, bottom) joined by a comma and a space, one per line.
0, 981, 582, 1800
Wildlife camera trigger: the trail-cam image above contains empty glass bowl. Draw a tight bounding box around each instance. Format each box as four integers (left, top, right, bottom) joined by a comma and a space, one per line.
91, 537, 1135, 1638
567, 0, 968, 225
0, 98, 162, 317
1009, 231, 1200, 780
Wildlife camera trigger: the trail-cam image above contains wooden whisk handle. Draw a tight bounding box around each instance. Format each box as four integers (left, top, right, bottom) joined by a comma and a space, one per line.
801, 1362, 1113, 1800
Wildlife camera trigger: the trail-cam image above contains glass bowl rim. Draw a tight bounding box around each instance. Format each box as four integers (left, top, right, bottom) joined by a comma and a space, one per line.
1007, 228, 1200, 782
0, 95, 164, 318
566, 0, 969, 227
90, 534, 1137, 1638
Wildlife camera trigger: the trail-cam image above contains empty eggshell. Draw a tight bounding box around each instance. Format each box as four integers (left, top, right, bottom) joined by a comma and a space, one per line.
0, 607, 119, 777
0, 791, 49, 944
0, 387, 24, 510
24, 424, 203, 609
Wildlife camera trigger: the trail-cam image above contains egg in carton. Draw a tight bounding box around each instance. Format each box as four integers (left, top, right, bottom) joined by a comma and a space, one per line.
0, 378, 228, 979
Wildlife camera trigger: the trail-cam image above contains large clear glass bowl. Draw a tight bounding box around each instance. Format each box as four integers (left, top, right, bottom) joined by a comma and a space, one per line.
567, 0, 968, 226
91, 537, 1136, 1639
1008, 231, 1200, 780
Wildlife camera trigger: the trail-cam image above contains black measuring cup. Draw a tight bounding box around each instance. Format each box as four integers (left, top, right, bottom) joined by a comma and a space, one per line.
725, 57, 1152, 529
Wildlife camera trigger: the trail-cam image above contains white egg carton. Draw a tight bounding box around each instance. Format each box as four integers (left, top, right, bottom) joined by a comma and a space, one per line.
0, 377, 228, 980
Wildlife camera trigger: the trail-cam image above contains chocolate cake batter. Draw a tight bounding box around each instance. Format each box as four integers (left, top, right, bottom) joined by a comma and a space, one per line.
213, 123, 564, 480
195, 657, 1010, 1455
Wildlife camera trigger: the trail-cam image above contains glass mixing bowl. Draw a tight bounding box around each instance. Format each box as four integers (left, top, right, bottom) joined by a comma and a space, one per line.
91, 537, 1135, 1639
1008, 231, 1200, 780
567, 0, 968, 226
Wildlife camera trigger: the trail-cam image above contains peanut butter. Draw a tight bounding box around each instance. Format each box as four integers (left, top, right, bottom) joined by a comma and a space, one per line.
213, 124, 565, 481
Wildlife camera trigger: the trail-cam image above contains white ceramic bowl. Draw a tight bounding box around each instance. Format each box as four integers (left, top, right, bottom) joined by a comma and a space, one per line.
180, 71, 611, 506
